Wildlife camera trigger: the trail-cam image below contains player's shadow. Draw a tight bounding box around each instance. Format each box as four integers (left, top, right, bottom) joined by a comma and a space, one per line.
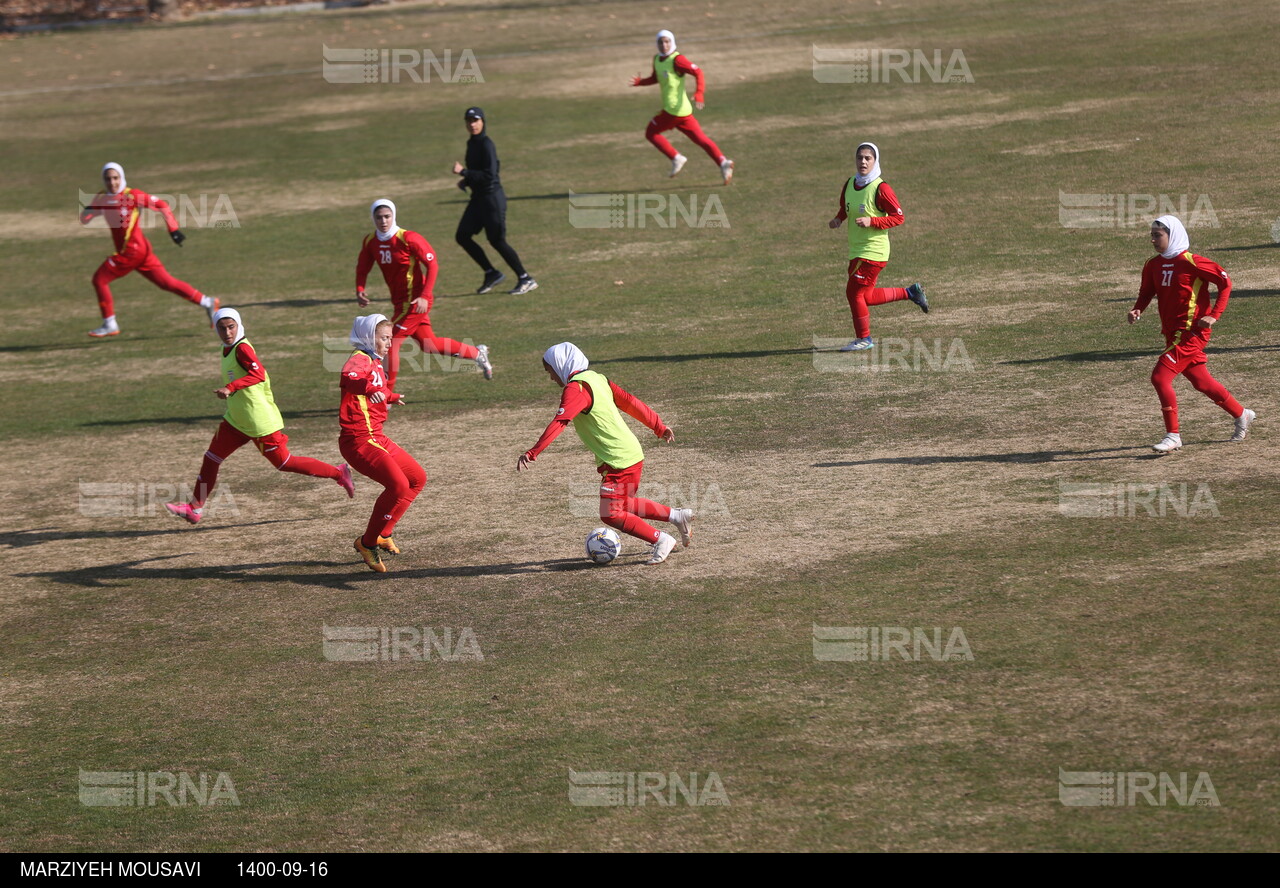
0, 519, 309, 549
232, 298, 354, 309
1102, 288, 1280, 302
814, 445, 1162, 467
79, 408, 336, 429
1211, 243, 1280, 252
595, 347, 813, 364
999, 342, 1280, 366
440, 192, 572, 206
16, 553, 604, 592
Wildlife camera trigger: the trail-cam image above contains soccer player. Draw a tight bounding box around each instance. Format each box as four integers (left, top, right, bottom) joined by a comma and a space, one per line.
340, 314, 426, 573
165, 308, 354, 525
79, 162, 219, 338
451, 107, 538, 295
1128, 215, 1255, 453
516, 342, 694, 566
828, 142, 929, 351
630, 29, 734, 184
356, 198, 493, 389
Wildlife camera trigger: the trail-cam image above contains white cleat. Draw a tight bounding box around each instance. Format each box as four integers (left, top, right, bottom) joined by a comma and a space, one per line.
1230, 408, 1256, 443
670, 508, 694, 547
88, 319, 120, 338
669, 153, 688, 178
475, 344, 493, 380
1152, 433, 1183, 454
645, 532, 678, 565
720, 158, 734, 185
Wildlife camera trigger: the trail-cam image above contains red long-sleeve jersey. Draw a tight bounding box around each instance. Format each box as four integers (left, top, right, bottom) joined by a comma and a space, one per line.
835, 179, 904, 230
524, 376, 669, 461
355, 229, 438, 310
339, 350, 403, 440
636, 53, 707, 103
1134, 251, 1232, 338
79, 187, 180, 262
223, 341, 267, 393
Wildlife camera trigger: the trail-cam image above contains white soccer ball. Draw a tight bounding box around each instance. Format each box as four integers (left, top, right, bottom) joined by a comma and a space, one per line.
585, 527, 622, 564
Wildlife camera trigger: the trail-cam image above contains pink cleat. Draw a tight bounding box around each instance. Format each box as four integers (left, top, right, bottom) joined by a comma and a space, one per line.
165, 502, 202, 525
337, 463, 355, 498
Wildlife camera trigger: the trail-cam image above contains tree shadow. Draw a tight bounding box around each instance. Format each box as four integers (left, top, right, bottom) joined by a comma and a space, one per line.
79, 408, 336, 429
232, 298, 354, 309
1210, 243, 1280, 252
0, 519, 310, 549
814, 445, 1192, 467
594, 347, 814, 365
16, 552, 629, 592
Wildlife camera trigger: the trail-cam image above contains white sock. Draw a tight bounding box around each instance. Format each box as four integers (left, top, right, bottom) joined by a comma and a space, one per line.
200, 295, 214, 308
104, 315, 117, 326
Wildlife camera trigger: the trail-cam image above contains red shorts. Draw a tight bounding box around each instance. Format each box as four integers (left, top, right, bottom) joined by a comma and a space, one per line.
208, 420, 291, 467
390, 304, 433, 340
1159, 328, 1210, 374
597, 461, 643, 500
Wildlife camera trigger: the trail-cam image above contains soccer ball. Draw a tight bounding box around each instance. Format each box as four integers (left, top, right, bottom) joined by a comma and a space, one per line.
585, 527, 622, 564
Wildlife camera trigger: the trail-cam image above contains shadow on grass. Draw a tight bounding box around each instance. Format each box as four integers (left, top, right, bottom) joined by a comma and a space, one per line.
1, 519, 310, 549
999, 342, 1280, 366
595, 347, 814, 365
79, 408, 336, 428
16, 552, 623, 591
1211, 243, 1280, 252
232, 298, 354, 309
1102, 288, 1280, 303
813, 445, 1178, 467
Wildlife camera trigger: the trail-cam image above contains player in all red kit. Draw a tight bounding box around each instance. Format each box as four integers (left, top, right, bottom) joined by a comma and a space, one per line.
828, 142, 928, 351
164, 308, 354, 526
355, 199, 493, 390
1128, 215, 1255, 453
340, 314, 426, 573
630, 29, 734, 183
79, 162, 218, 338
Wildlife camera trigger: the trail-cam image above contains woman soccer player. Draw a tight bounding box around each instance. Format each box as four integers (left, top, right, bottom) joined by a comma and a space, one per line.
630, 29, 734, 184
828, 142, 929, 351
165, 308, 354, 525
340, 314, 426, 573
356, 198, 493, 389
1128, 215, 1255, 453
451, 107, 538, 295
79, 162, 218, 338
516, 342, 694, 565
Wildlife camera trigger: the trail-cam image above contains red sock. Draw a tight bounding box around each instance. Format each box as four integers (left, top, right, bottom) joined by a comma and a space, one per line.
866, 287, 908, 306
1183, 363, 1243, 418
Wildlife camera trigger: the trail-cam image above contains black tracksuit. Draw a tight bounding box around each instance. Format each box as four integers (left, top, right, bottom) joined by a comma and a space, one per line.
456, 130, 528, 278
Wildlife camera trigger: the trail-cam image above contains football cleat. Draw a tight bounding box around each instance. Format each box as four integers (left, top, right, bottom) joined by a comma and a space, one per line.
88, 320, 120, 338
205, 296, 221, 327
475, 344, 494, 380
839, 337, 875, 352
720, 158, 735, 185
508, 277, 538, 296
1230, 409, 1256, 443
645, 532, 678, 565
670, 508, 694, 547
477, 269, 506, 294
1152, 433, 1183, 454
376, 536, 401, 555
906, 283, 929, 313
164, 502, 202, 525
337, 463, 355, 498
354, 537, 387, 573
669, 153, 688, 178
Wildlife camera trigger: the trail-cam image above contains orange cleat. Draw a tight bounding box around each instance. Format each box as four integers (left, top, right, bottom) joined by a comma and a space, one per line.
354, 537, 386, 573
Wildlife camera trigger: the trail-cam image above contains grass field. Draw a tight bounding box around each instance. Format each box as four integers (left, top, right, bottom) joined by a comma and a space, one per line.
2, 0, 1278, 852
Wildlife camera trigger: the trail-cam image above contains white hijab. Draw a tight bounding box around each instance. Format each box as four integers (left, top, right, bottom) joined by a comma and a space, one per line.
853, 142, 882, 189
211, 307, 246, 346
350, 313, 389, 357
656, 29, 677, 57
371, 198, 400, 243
102, 162, 127, 194
543, 342, 589, 385
1154, 214, 1190, 259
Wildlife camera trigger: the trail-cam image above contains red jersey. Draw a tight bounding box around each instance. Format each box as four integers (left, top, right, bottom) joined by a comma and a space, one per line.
834, 179, 904, 230
636, 53, 707, 103
355, 229, 439, 309
79, 187, 179, 262
339, 350, 403, 440
1134, 251, 1231, 339
524, 376, 668, 461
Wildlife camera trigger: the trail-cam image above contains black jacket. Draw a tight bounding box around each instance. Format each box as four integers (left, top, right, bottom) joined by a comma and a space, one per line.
462, 132, 502, 197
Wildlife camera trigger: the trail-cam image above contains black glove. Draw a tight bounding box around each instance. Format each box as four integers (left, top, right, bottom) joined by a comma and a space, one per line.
170, 229, 186, 247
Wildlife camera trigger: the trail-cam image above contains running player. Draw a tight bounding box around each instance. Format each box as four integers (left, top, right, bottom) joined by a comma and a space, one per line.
165, 308, 354, 525
630, 29, 734, 184
516, 342, 694, 565
355, 198, 493, 389
1128, 214, 1255, 453
340, 314, 426, 573
828, 142, 928, 351
79, 162, 218, 338
452, 107, 538, 295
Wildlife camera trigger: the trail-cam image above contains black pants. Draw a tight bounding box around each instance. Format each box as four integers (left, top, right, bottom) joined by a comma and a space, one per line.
456, 191, 527, 278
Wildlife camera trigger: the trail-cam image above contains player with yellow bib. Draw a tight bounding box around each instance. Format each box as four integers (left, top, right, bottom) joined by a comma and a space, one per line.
630, 29, 734, 184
